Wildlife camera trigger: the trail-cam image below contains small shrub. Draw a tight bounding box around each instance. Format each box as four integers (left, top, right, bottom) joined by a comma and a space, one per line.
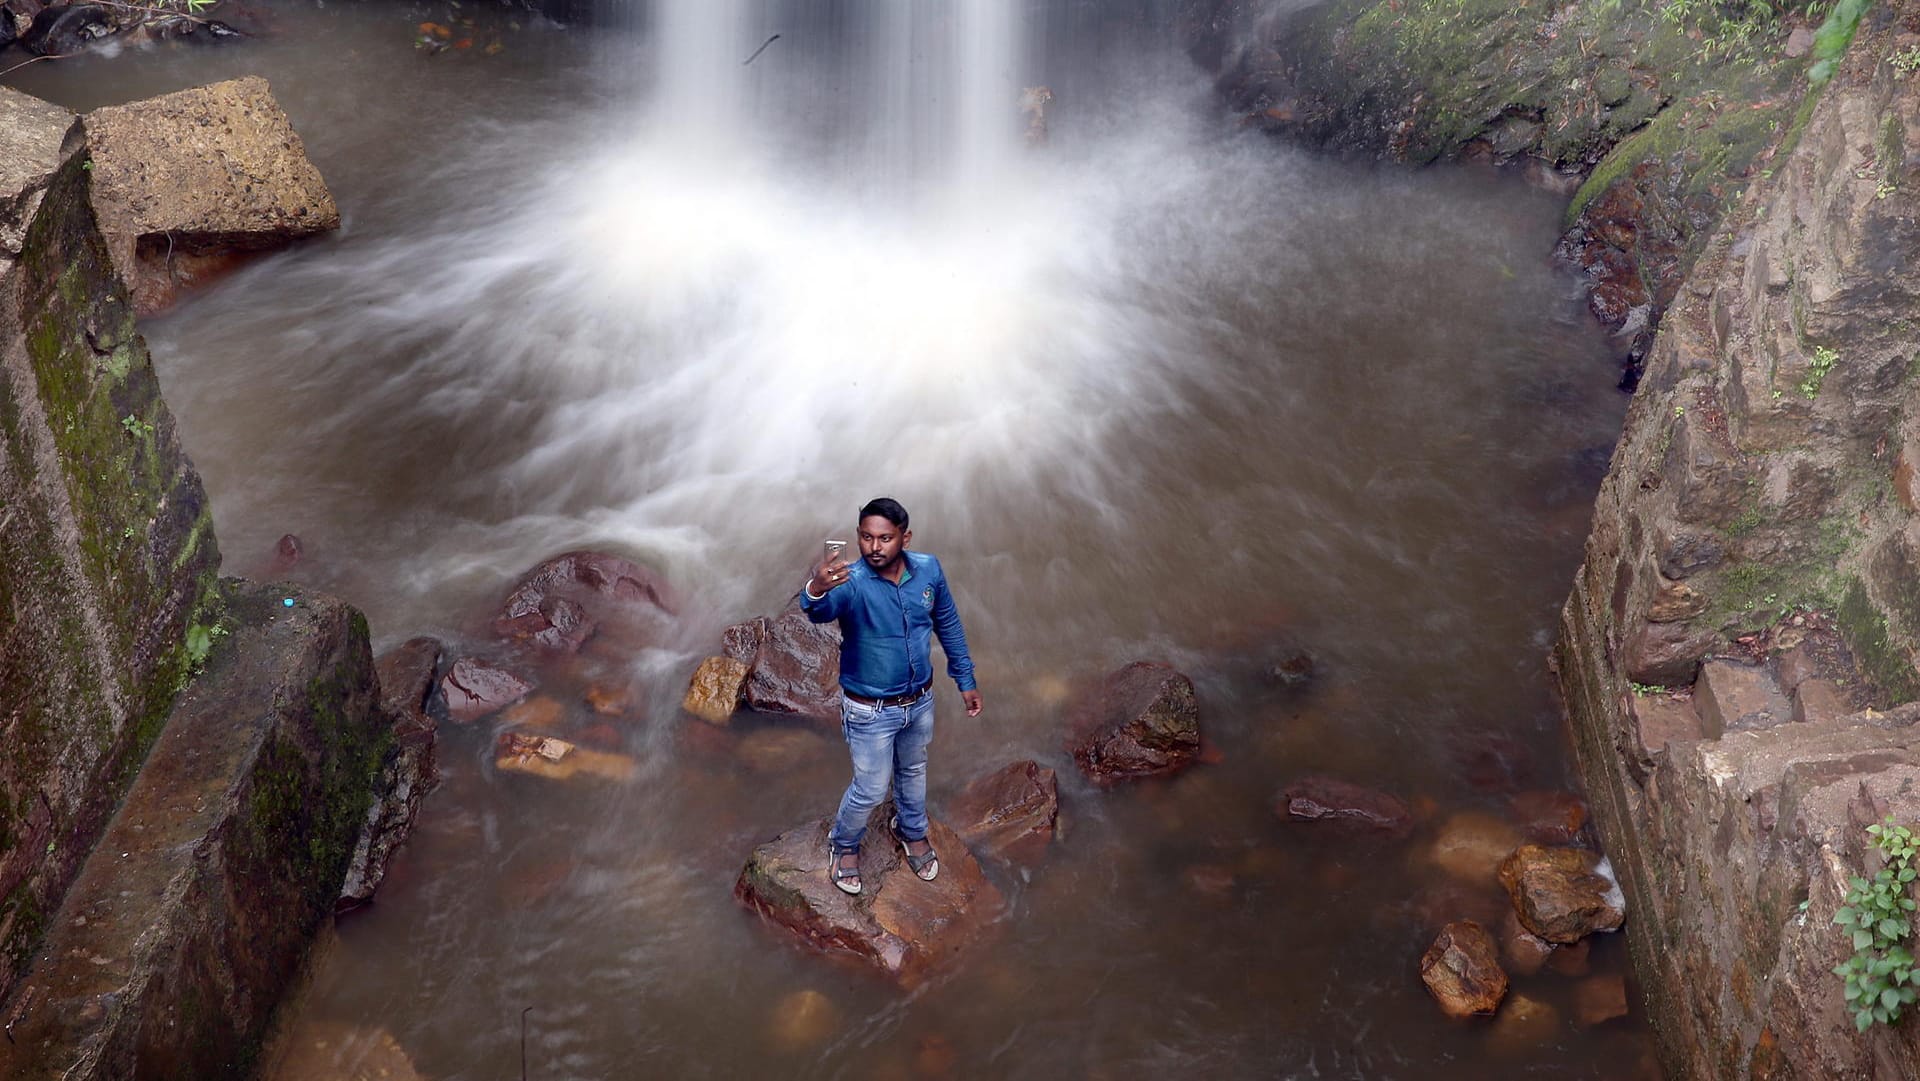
1834, 817, 1920, 1031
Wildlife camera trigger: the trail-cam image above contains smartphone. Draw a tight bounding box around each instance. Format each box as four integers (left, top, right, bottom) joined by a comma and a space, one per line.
823, 540, 848, 564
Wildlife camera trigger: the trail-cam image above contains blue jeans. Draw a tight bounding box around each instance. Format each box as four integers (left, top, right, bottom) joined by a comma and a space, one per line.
829, 689, 934, 853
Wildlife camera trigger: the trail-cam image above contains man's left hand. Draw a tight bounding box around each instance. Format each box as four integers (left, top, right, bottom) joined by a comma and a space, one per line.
961, 690, 982, 717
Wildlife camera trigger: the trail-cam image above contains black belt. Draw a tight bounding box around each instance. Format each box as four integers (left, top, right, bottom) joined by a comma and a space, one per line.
846, 683, 931, 708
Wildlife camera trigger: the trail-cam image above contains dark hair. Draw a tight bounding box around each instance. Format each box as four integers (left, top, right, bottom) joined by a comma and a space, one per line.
859, 497, 909, 530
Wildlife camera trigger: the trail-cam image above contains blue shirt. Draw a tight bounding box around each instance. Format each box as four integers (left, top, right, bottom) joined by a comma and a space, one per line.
799, 550, 977, 698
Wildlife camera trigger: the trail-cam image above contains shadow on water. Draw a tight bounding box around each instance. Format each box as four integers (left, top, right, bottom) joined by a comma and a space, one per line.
7, 1, 1651, 1076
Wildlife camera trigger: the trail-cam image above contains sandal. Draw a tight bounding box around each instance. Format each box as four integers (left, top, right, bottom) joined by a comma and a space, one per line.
829, 848, 863, 896
890, 815, 939, 882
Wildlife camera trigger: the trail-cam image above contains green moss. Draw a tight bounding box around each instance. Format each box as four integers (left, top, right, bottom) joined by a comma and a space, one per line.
1837, 577, 1920, 704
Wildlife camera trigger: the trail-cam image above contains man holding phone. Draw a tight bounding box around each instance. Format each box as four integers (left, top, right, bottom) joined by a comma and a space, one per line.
801, 497, 982, 896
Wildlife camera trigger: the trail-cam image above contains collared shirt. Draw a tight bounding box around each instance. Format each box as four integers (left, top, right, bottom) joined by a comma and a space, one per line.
800, 550, 977, 698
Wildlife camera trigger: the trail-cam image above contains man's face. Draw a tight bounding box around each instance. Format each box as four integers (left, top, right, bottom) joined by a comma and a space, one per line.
858, 515, 909, 571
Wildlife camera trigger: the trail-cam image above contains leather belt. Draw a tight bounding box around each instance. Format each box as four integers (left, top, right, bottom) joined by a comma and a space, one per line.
846, 683, 931, 708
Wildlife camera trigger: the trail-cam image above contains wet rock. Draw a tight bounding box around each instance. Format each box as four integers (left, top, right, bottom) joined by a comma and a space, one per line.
1068, 661, 1201, 783
1277, 776, 1411, 833
1509, 791, 1588, 845
495, 550, 671, 653
1421, 811, 1523, 884
1501, 908, 1555, 977
1774, 642, 1823, 693
22, 3, 113, 55
1574, 973, 1630, 1026
683, 655, 749, 725
1419, 920, 1508, 1018
722, 616, 767, 662
82, 77, 341, 314
767, 989, 838, 1051
1692, 659, 1791, 734
734, 804, 1004, 984
1782, 26, 1815, 58
339, 636, 443, 911
493, 731, 636, 782
1497, 845, 1626, 943
741, 599, 843, 721
1409, 878, 1510, 932
271, 533, 304, 574
441, 657, 532, 723
946, 759, 1059, 865
1183, 863, 1237, 898
1261, 645, 1316, 688
1450, 730, 1533, 792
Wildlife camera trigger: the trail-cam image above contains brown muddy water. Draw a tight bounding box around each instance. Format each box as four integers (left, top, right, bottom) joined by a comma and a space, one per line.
8, 1, 1652, 1076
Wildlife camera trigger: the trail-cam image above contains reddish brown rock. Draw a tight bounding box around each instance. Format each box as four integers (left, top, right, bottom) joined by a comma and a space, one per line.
1509, 791, 1588, 845
339, 636, 443, 910
1574, 973, 1630, 1026
271, 533, 304, 574
441, 657, 532, 723
1693, 659, 1791, 734
1547, 936, 1594, 977
1068, 662, 1201, 783
1498, 845, 1627, 944
1500, 908, 1556, 977
1647, 579, 1708, 622
1277, 776, 1412, 833
1421, 811, 1523, 884
500, 695, 564, 728
1623, 621, 1716, 686
1487, 993, 1561, 1053
493, 731, 636, 782
946, 760, 1059, 864
1419, 920, 1508, 1018
734, 805, 1003, 984
1626, 692, 1704, 777
767, 989, 838, 1051
493, 550, 672, 653
1791, 679, 1852, 725
272, 1021, 425, 1081
683, 656, 750, 725
740, 599, 843, 721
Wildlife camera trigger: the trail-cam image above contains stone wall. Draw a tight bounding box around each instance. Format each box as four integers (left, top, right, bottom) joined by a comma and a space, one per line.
1555, 1, 1920, 1074
0, 86, 220, 999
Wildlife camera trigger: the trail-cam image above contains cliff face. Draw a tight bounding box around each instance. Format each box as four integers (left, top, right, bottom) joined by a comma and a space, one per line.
0, 86, 221, 998
1556, 3, 1920, 1073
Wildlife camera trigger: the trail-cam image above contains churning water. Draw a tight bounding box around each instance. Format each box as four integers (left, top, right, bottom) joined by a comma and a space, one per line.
6, 0, 1653, 1076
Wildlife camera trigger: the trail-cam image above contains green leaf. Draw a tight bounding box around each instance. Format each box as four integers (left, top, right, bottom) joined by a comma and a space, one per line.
1884, 987, 1903, 1010
1882, 918, 1909, 939
1857, 1009, 1875, 1032
1857, 929, 1876, 950
1836, 907, 1859, 927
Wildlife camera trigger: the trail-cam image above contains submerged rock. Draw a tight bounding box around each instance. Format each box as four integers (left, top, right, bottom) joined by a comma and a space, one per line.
767, 989, 839, 1051
493, 730, 637, 782
1068, 661, 1200, 782
1497, 845, 1626, 943
22, 4, 114, 56
1421, 811, 1523, 885
1277, 776, 1411, 833
1509, 791, 1588, 845
734, 805, 1003, 983
946, 759, 1059, 864
270, 1021, 426, 1081
1419, 920, 1508, 1018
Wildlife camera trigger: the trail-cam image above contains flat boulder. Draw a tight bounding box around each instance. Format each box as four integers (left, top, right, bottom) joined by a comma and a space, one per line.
683, 655, 749, 725
734, 805, 1003, 983
494, 550, 672, 654
441, 656, 532, 723
946, 760, 1059, 864
1419, 920, 1508, 1018
1277, 776, 1411, 833
339, 636, 444, 910
739, 598, 843, 721
81, 77, 340, 313
1497, 844, 1626, 944
1068, 661, 1200, 783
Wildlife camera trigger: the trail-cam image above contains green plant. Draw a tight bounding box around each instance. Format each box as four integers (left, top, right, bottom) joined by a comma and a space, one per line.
1630, 681, 1666, 696
1834, 816, 1920, 1031
1802, 345, 1839, 398
119, 414, 153, 438
1892, 45, 1920, 75
1809, 0, 1872, 84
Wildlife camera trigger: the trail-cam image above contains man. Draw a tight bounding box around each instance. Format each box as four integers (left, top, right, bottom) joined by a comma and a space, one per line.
801, 497, 982, 896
